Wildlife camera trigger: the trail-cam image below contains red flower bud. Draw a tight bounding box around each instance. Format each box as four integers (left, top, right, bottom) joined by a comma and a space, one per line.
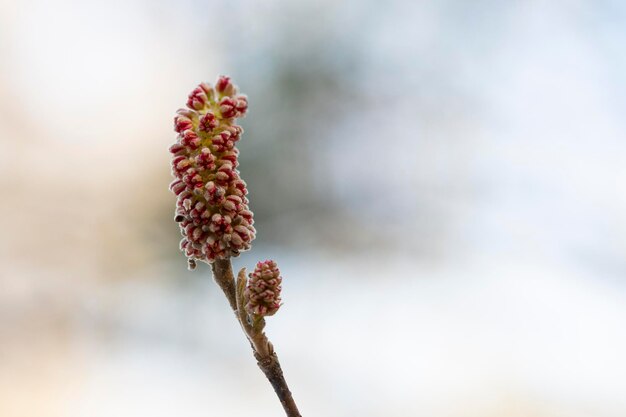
235, 95, 248, 115
187, 86, 209, 110
199, 82, 215, 101
215, 75, 235, 96
219, 97, 237, 118
181, 130, 200, 149
174, 115, 193, 133
199, 112, 218, 133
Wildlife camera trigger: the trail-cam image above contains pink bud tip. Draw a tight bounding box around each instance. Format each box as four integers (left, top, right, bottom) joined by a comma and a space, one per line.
215, 75, 232, 93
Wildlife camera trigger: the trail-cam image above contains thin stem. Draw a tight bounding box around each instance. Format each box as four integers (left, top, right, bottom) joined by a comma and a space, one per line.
211, 259, 302, 417
211, 259, 237, 311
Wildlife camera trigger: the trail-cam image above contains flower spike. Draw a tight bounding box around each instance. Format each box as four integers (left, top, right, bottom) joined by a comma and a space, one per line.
169, 76, 255, 267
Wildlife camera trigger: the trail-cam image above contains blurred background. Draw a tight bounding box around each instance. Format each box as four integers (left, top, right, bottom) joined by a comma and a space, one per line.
1, 0, 625, 416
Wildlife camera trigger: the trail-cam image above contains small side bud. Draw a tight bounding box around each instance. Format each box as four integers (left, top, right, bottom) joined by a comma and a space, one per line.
245, 260, 282, 317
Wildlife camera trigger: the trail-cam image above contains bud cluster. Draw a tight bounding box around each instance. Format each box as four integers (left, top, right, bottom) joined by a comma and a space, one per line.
169, 76, 255, 266
245, 260, 282, 317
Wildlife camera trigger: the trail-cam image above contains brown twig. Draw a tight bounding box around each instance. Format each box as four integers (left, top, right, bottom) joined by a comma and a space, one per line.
211, 259, 302, 417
